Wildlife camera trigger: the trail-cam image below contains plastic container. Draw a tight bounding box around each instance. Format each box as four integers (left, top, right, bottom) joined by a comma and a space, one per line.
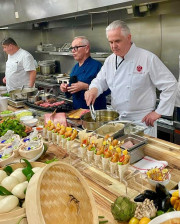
0, 97, 8, 112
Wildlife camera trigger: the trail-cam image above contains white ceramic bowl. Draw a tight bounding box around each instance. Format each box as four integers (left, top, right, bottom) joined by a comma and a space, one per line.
149, 211, 180, 224
147, 173, 171, 187
20, 115, 33, 122
23, 118, 38, 127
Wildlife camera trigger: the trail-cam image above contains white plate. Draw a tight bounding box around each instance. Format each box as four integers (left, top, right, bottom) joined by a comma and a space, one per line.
149, 211, 180, 224
14, 109, 30, 115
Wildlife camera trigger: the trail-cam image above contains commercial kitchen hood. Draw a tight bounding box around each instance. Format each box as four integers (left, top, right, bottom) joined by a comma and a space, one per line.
0, 0, 172, 28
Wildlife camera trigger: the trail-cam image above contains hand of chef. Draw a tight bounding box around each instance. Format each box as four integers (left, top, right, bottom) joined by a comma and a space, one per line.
142, 111, 161, 126
67, 81, 88, 94
84, 88, 98, 106
2, 77, 6, 84
60, 83, 68, 93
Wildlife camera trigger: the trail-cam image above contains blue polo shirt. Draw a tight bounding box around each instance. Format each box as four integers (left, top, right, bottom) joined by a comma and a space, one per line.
67, 57, 108, 110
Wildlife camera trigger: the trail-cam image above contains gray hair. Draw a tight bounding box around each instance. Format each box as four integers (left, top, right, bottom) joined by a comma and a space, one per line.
106, 20, 131, 38
73, 36, 90, 46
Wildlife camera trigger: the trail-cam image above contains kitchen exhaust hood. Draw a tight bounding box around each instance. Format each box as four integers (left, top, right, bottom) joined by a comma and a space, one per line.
0, 0, 172, 28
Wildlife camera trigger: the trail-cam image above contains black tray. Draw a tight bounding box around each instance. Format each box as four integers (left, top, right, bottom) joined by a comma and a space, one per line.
25, 101, 73, 112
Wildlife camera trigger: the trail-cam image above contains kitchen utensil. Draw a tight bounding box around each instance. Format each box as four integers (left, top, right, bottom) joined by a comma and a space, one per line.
0, 86, 7, 95
38, 60, 56, 75
23, 118, 38, 127
81, 110, 119, 131
89, 104, 96, 121
9, 87, 38, 101
0, 97, 8, 111
26, 162, 98, 224
28, 91, 40, 103
93, 122, 124, 138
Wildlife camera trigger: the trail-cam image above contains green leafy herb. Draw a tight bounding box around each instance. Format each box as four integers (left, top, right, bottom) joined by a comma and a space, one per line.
3, 165, 13, 175
45, 157, 59, 164
99, 221, 108, 224
21, 159, 32, 169
0, 186, 12, 196
0, 119, 27, 137
98, 216, 105, 219
21, 159, 34, 182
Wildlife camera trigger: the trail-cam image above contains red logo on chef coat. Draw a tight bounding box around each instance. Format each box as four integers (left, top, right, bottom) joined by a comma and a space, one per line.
137, 65, 142, 72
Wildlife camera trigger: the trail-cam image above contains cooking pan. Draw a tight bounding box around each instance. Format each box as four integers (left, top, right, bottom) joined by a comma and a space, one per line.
9, 87, 38, 101
80, 110, 119, 131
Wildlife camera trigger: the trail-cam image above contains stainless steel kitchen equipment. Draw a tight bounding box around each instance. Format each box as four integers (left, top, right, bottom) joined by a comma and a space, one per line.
80, 110, 119, 131
89, 104, 96, 121
117, 134, 147, 164
38, 60, 56, 75
9, 87, 38, 101
8, 99, 25, 108
93, 121, 124, 138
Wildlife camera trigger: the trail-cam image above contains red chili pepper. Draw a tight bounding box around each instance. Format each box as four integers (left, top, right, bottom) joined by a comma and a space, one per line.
119, 155, 125, 162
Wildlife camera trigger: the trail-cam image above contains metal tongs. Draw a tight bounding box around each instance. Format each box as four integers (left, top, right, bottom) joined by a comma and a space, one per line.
89, 104, 96, 121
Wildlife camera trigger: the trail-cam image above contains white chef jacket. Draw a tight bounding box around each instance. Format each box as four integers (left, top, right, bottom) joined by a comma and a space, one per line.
5, 48, 36, 92
175, 79, 180, 107
90, 43, 177, 135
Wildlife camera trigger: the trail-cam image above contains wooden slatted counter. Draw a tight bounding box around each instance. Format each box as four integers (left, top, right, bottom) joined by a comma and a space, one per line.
39, 137, 180, 224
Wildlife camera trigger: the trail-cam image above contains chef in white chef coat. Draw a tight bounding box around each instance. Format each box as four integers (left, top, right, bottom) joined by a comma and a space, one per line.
1, 37, 36, 92
85, 20, 177, 137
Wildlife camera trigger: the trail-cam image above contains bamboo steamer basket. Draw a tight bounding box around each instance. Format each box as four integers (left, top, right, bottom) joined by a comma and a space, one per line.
0, 162, 46, 224
26, 162, 99, 224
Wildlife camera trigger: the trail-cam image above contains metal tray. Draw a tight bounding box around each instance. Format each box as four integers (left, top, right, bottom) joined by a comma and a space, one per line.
117, 134, 147, 152
8, 99, 25, 108
25, 101, 73, 112
93, 122, 124, 138
109, 120, 146, 135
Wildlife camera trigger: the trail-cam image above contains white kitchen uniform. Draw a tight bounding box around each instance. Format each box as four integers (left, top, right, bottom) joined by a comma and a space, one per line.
90, 43, 177, 137
5, 48, 36, 92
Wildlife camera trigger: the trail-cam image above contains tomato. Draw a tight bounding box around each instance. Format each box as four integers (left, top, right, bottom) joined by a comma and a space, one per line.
129, 217, 139, 224
119, 155, 125, 162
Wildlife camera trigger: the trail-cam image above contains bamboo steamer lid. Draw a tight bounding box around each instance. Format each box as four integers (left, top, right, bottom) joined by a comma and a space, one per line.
26, 162, 98, 224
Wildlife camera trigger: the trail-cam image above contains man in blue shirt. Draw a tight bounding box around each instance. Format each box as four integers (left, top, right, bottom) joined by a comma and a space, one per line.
60, 36, 109, 110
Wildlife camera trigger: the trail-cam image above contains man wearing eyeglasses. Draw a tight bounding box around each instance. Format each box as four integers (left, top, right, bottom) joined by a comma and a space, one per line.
60, 36, 108, 110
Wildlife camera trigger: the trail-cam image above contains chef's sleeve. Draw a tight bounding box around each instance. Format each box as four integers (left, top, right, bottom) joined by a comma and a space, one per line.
149, 54, 177, 116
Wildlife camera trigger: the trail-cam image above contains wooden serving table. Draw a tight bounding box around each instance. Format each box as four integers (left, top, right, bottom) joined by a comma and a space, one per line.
7, 105, 180, 223
38, 137, 180, 224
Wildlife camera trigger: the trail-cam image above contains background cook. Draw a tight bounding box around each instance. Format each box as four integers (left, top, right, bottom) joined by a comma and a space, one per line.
85, 20, 177, 137
60, 36, 110, 110
1, 37, 36, 92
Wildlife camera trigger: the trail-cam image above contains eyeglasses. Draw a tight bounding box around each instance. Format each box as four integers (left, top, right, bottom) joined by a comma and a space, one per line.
69, 45, 87, 52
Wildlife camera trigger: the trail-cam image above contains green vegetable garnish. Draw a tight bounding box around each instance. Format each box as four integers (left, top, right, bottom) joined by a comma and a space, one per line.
3, 165, 13, 175
99, 221, 108, 224
0, 110, 12, 115
21, 159, 34, 182
45, 157, 59, 164
0, 186, 12, 196
111, 196, 137, 222
98, 216, 105, 219
0, 119, 27, 137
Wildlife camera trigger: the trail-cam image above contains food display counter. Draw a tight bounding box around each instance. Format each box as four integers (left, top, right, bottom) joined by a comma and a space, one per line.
1, 105, 180, 224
